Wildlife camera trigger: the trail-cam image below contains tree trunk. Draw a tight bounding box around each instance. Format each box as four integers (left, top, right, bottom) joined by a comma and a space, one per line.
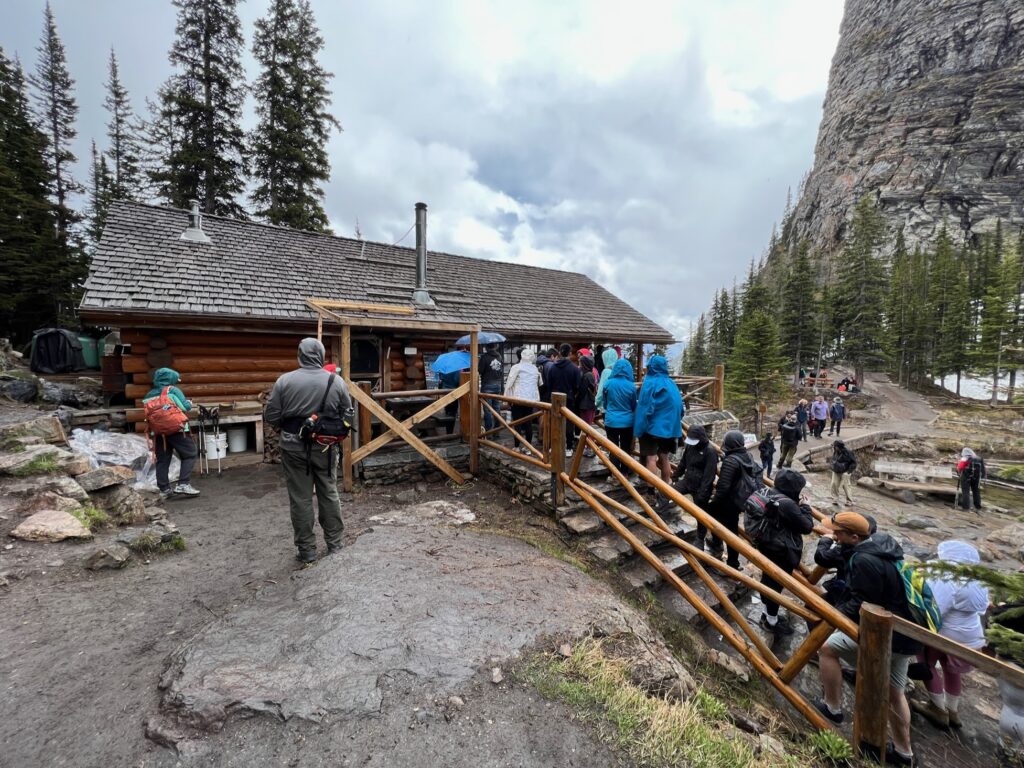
1009, 369, 1017, 403
956, 370, 962, 397
855, 364, 865, 388
992, 368, 1000, 406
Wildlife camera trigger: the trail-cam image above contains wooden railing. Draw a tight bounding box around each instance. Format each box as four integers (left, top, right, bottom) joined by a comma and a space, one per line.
854, 604, 1024, 760
673, 364, 725, 411
478, 393, 553, 472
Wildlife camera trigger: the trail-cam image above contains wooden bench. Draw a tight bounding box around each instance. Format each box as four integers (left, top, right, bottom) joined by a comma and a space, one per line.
872, 460, 954, 483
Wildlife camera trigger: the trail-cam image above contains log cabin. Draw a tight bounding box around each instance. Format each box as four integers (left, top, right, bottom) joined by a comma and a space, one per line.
80, 200, 674, 438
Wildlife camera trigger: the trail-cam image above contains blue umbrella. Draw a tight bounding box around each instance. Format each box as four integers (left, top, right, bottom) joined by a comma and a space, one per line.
454, 331, 507, 346
431, 350, 472, 375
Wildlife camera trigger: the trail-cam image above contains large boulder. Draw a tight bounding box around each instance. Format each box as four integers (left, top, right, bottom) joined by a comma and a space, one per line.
84, 542, 132, 570
0, 445, 65, 477
0, 377, 38, 403
17, 491, 82, 517
0, 416, 66, 445
1, 475, 89, 502
76, 465, 135, 492
10, 509, 92, 542
40, 378, 103, 408
90, 484, 147, 525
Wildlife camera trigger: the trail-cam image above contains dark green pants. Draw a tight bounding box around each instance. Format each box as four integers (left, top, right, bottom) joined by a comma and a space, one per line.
280, 445, 344, 554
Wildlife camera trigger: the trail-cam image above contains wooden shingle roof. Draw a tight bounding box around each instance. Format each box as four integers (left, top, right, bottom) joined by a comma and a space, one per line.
81, 201, 674, 343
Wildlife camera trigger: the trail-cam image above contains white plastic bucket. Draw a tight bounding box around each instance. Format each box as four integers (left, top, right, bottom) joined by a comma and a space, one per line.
204, 432, 228, 459
226, 426, 248, 453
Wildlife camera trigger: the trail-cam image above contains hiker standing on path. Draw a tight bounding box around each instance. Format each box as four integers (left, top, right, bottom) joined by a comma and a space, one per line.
911, 540, 990, 730
758, 432, 776, 478
597, 358, 637, 474
479, 342, 504, 432
546, 343, 582, 456
750, 468, 814, 636
814, 512, 920, 766
577, 352, 598, 457
633, 354, 683, 488
829, 440, 857, 507
778, 413, 801, 468
504, 348, 541, 449
796, 399, 809, 441
707, 429, 760, 569
811, 395, 828, 439
957, 447, 986, 511
827, 397, 846, 436
595, 347, 619, 407
144, 367, 200, 501
671, 425, 718, 550
264, 338, 353, 564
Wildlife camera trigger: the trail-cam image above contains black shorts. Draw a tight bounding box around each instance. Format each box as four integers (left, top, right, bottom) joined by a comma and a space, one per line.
638, 434, 676, 457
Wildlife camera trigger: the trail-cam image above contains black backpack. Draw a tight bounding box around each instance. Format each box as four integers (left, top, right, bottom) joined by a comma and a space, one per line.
729, 461, 761, 509
743, 487, 784, 545
963, 456, 984, 481
298, 373, 350, 448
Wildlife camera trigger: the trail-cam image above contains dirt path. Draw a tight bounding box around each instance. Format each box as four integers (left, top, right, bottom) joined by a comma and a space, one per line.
0, 466, 628, 768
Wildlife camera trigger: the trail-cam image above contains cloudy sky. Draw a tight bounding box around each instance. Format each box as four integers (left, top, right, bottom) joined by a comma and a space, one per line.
3, 0, 844, 341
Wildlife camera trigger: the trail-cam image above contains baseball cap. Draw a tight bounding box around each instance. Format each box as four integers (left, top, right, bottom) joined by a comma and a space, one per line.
824, 511, 871, 537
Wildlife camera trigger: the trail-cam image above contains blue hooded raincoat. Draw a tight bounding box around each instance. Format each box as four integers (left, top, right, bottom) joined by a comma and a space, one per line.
598, 358, 637, 428
633, 355, 683, 439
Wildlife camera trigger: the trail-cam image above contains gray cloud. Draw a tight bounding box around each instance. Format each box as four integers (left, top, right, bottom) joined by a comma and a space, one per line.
2, 0, 837, 341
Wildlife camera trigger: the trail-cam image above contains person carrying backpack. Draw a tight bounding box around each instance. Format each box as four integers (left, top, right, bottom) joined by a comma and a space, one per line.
143, 367, 200, 501
815, 513, 921, 766
796, 399, 809, 441
956, 447, 986, 511
504, 348, 541, 449
912, 540, 990, 730
633, 355, 683, 487
778, 412, 801, 468
670, 425, 718, 550
264, 338, 353, 564
546, 344, 582, 456
745, 468, 814, 635
758, 432, 776, 478
828, 397, 846, 436
813, 513, 877, 607
829, 439, 857, 507
707, 429, 760, 569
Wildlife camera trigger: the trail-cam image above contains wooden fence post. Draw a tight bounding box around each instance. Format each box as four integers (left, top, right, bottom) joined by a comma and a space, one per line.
469, 330, 479, 475
854, 603, 893, 761
357, 381, 372, 449
550, 393, 567, 507
459, 370, 471, 437
714, 363, 725, 410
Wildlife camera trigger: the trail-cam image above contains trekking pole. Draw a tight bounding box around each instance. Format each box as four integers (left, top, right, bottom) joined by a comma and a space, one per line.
952, 473, 960, 510
212, 405, 222, 475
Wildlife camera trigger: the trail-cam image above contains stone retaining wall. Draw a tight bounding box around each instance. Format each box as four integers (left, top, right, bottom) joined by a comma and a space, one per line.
359, 443, 470, 485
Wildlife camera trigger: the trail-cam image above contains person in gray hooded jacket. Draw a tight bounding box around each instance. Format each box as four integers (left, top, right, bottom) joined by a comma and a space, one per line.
265, 338, 354, 563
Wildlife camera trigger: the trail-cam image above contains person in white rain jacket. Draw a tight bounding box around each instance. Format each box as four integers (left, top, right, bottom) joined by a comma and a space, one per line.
504, 348, 541, 450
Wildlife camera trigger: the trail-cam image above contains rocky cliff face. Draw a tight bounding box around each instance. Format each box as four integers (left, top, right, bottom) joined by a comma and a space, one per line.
790, 0, 1024, 253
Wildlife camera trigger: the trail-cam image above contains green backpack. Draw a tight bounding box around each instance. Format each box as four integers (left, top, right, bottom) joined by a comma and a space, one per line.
897, 560, 942, 633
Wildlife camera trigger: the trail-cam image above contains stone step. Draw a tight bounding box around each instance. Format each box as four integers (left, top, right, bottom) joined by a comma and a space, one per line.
585, 513, 698, 564
621, 547, 692, 590
657, 571, 752, 629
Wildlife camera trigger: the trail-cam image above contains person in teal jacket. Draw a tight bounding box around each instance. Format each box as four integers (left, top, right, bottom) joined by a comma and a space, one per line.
633, 355, 683, 486
144, 367, 200, 500
597, 358, 637, 474
595, 347, 620, 406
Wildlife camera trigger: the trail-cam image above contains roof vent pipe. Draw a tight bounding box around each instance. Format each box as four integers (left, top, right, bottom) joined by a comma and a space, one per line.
180, 199, 211, 243
411, 202, 434, 306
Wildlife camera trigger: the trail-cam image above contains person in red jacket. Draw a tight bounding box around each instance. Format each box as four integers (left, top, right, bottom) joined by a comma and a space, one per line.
956, 447, 986, 511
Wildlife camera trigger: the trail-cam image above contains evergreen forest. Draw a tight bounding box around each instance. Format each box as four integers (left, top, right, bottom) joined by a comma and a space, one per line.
0, 0, 341, 344
680, 196, 1024, 409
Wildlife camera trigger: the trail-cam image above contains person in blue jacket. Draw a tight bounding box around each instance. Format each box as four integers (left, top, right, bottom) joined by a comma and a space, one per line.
633, 355, 683, 487
143, 367, 200, 500
597, 358, 637, 474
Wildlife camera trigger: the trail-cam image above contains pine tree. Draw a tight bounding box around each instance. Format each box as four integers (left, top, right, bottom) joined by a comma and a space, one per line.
1005, 228, 1024, 401
928, 228, 973, 390
974, 232, 1018, 404
0, 49, 63, 343
726, 307, 789, 425
707, 289, 730, 365
250, 0, 340, 231
778, 239, 813, 383
87, 140, 114, 246
154, 0, 248, 216
835, 196, 889, 383
886, 232, 913, 385
28, 1, 81, 239
682, 314, 710, 375
103, 48, 143, 200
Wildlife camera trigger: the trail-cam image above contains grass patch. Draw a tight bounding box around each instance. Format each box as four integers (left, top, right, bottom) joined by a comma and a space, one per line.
126, 532, 186, 554
806, 729, 855, 766
522, 638, 799, 768
70, 504, 110, 530
10, 453, 59, 476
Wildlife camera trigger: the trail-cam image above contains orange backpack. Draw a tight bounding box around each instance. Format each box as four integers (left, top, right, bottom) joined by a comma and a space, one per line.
144, 386, 189, 436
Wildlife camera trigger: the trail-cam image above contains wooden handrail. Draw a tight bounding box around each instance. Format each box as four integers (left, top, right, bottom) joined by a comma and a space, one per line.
371, 388, 449, 400
480, 392, 553, 410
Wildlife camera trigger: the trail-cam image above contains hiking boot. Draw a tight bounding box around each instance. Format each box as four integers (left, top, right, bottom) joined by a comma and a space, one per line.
883, 744, 917, 767
295, 550, 317, 564
174, 483, 201, 496
759, 614, 795, 636
159, 488, 174, 501
947, 710, 963, 729
325, 545, 344, 557
911, 699, 949, 730
813, 699, 844, 725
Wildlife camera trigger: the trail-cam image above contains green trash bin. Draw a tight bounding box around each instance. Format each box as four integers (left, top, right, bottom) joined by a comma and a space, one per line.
78, 336, 99, 369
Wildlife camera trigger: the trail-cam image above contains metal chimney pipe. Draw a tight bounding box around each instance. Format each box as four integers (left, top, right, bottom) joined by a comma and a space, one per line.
411, 202, 434, 306
180, 198, 211, 243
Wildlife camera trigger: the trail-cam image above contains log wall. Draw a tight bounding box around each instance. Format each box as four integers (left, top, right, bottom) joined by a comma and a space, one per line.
385, 337, 448, 392
121, 328, 312, 430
